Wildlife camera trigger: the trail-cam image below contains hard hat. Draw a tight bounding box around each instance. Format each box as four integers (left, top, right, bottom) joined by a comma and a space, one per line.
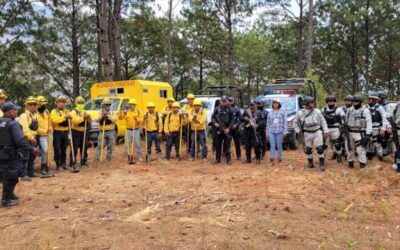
344, 95, 353, 102
56, 95, 68, 103
352, 95, 364, 103
147, 102, 155, 108
25, 96, 38, 105
37, 96, 48, 105
367, 91, 379, 100
187, 93, 195, 99
193, 99, 202, 106
0, 89, 7, 99
128, 98, 137, 105
325, 96, 336, 103
75, 96, 85, 104
167, 97, 175, 102
172, 102, 180, 108
304, 96, 315, 104
102, 97, 111, 105
1, 102, 21, 112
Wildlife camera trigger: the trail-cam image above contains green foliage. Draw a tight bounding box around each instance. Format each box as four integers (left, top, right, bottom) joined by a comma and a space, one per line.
343, 236, 359, 249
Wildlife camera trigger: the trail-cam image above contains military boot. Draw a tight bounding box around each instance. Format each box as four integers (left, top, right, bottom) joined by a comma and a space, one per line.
348, 161, 354, 168
319, 158, 325, 171
307, 159, 314, 169
360, 162, 366, 168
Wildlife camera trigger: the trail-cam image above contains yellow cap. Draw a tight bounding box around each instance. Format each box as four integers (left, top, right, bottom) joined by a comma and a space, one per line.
102, 97, 111, 105
37, 96, 48, 105
75, 96, 85, 104
193, 99, 202, 106
172, 102, 180, 108
0, 89, 7, 99
25, 96, 38, 105
147, 102, 155, 108
56, 95, 68, 103
128, 98, 137, 105
168, 97, 175, 102
187, 93, 195, 99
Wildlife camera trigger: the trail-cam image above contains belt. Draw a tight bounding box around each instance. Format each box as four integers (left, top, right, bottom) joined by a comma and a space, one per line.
348, 128, 364, 133
191, 129, 205, 133
303, 128, 321, 133
328, 125, 340, 128
127, 128, 139, 131
147, 130, 158, 133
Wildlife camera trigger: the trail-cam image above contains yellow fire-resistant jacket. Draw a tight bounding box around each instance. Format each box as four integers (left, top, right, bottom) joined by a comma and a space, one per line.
70, 109, 92, 132
0, 109, 3, 117
164, 112, 187, 134
50, 108, 70, 132
142, 112, 162, 132
118, 109, 142, 130
161, 105, 173, 132
37, 110, 52, 136
94, 110, 118, 131
19, 110, 39, 141
182, 104, 194, 115
189, 108, 207, 131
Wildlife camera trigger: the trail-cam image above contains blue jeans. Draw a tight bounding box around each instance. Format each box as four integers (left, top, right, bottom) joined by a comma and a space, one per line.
146, 131, 161, 155
190, 130, 207, 159
269, 132, 284, 160
165, 132, 180, 159
95, 130, 115, 161
38, 135, 49, 165
124, 129, 142, 156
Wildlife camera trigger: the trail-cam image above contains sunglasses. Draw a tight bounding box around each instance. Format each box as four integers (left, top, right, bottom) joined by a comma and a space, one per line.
28, 104, 37, 106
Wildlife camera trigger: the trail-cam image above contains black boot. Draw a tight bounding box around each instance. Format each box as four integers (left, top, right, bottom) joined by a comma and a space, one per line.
40, 164, 47, 176
307, 159, 314, 169
336, 154, 342, 163
348, 161, 354, 168
319, 158, 325, 171
378, 156, 384, 162
397, 164, 400, 173
360, 162, 366, 168
330, 153, 337, 161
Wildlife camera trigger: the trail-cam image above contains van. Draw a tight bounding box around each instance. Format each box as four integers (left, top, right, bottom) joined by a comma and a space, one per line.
84, 80, 173, 143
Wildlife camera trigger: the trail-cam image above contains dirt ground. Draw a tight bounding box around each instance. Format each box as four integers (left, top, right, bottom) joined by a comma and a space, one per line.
1, 142, 400, 250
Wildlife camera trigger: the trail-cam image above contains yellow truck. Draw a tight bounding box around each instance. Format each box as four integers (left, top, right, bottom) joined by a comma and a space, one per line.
84, 80, 173, 143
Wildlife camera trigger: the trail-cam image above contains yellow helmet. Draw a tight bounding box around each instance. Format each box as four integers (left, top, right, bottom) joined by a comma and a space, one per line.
193, 99, 202, 106
147, 102, 155, 108
167, 97, 175, 102
25, 96, 38, 105
37, 96, 48, 105
102, 97, 111, 105
187, 93, 195, 100
56, 95, 68, 103
128, 98, 137, 105
75, 96, 85, 104
172, 102, 180, 108
0, 89, 7, 99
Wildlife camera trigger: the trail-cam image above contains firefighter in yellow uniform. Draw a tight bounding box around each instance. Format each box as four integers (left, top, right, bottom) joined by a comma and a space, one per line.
94, 98, 118, 162
36, 96, 54, 177
0, 89, 7, 117
189, 99, 208, 161
164, 102, 186, 160
70, 96, 91, 168
50, 95, 71, 171
182, 93, 195, 154
143, 102, 163, 160
118, 98, 143, 162
19, 96, 39, 181
161, 97, 175, 134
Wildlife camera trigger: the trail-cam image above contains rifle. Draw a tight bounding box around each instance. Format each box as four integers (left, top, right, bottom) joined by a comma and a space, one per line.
341, 124, 353, 152
389, 117, 400, 151
214, 114, 232, 141
245, 109, 260, 145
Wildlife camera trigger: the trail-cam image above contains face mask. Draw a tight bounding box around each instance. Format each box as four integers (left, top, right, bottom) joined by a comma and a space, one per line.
345, 103, 352, 108
38, 106, 46, 113
76, 104, 84, 111
354, 103, 362, 109
328, 104, 335, 109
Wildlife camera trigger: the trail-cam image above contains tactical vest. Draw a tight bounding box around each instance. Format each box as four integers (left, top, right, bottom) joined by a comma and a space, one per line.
368, 105, 382, 127
301, 109, 321, 132
346, 107, 366, 131
216, 107, 231, 127
393, 104, 400, 128
323, 108, 341, 128
0, 117, 14, 160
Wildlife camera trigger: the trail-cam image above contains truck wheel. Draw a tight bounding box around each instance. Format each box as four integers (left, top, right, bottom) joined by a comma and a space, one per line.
288, 133, 300, 150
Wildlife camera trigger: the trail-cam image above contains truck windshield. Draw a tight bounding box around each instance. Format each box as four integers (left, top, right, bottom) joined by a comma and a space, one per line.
262, 97, 296, 112
84, 98, 120, 111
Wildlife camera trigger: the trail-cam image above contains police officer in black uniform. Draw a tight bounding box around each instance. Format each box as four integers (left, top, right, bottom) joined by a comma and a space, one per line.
211, 96, 234, 165
256, 100, 268, 160
242, 101, 265, 164
1, 103, 37, 207
228, 97, 242, 160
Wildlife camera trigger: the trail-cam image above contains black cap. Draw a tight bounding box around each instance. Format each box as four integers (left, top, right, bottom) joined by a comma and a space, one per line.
228, 97, 235, 102
2, 102, 21, 112
304, 96, 315, 104
352, 95, 364, 102
221, 95, 228, 101
325, 96, 336, 103
344, 95, 353, 102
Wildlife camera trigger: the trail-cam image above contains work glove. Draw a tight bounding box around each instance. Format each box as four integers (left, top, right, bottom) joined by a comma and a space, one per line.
362, 134, 371, 148
156, 133, 163, 140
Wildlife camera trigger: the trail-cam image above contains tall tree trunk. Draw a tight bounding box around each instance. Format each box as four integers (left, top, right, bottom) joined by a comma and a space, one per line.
247, 65, 252, 104
225, 0, 235, 89
96, 0, 103, 82
199, 50, 203, 91
112, 0, 122, 81
167, 0, 173, 84
350, 26, 358, 94
296, 0, 304, 77
305, 0, 314, 71
99, 0, 112, 81
364, 0, 370, 91
71, 0, 80, 97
